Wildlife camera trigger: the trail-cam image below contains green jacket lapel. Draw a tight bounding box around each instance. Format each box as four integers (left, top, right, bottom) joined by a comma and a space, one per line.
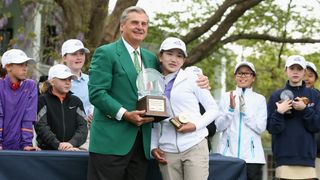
116, 39, 138, 92
141, 48, 152, 69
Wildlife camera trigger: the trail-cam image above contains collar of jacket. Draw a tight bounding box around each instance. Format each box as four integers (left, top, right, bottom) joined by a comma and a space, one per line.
285, 80, 306, 91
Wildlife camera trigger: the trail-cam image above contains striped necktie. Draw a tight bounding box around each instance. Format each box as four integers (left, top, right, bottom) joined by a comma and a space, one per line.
133, 50, 141, 73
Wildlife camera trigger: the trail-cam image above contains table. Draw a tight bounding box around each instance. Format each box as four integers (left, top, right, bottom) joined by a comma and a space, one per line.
146, 153, 247, 180
0, 150, 88, 180
0, 151, 246, 180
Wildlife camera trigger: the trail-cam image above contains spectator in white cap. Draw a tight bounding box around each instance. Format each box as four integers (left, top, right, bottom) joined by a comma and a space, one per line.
267, 55, 320, 179
304, 61, 320, 179
215, 60, 267, 180
304, 61, 318, 89
61, 39, 92, 150
35, 64, 88, 151
0, 49, 40, 151
151, 37, 220, 180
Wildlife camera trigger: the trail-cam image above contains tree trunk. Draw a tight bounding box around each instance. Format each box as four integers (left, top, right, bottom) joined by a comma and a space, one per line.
101, 0, 138, 44
54, 0, 138, 50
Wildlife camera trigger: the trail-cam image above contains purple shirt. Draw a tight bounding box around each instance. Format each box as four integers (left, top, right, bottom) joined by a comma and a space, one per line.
0, 76, 37, 150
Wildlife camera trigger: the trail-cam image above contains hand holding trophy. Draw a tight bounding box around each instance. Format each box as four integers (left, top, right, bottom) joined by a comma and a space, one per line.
278, 89, 294, 114
136, 68, 169, 122
170, 112, 191, 129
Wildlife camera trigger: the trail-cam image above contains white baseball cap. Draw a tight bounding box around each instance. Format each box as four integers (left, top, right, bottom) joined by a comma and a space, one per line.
285, 55, 306, 69
61, 39, 90, 56
234, 61, 256, 74
159, 37, 187, 57
306, 61, 317, 75
48, 64, 77, 80
1, 49, 35, 68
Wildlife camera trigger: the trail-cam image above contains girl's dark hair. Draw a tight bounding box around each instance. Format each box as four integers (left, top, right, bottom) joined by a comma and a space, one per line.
0, 65, 7, 78
307, 67, 318, 80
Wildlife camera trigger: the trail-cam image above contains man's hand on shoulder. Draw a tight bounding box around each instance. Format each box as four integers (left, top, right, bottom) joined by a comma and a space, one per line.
196, 74, 210, 90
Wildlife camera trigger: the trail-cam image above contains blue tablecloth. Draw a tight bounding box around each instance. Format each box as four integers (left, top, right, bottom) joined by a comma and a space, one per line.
147, 153, 247, 180
0, 151, 246, 180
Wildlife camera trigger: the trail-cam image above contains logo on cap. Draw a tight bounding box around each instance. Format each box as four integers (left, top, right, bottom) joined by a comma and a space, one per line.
173, 40, 182, 46
293, 57, 302, 62
75, 41, 82, 46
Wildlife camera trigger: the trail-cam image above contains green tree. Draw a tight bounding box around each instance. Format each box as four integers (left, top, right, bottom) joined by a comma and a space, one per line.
2, 0, 320, 95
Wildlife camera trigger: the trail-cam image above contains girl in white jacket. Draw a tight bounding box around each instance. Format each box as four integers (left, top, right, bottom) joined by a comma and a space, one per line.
151, 37, 220, 180
215, 61, 267, 180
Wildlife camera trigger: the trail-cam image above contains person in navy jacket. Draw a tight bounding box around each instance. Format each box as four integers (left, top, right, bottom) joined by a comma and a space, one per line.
267, 55, 320, 179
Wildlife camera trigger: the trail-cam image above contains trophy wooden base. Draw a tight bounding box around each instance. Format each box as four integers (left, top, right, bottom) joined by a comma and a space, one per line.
137, 95, 169, 122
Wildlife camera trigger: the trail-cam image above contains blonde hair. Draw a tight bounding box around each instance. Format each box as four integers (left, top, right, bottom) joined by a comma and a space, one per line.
39, 80, 52, 94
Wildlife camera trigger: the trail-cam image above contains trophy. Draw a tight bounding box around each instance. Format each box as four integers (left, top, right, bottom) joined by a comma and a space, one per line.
136, 68, 169, 122
170, 112, 192, 129
280, 89, 294, 114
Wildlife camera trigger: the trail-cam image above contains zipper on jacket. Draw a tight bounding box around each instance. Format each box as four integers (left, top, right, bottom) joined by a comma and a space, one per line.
175, 128, 180, 153
167, 94, 181, 153
223, 135, 230, 155
237, 112, 243, 158
61, 102, 66, 141
250, 137, 255, 159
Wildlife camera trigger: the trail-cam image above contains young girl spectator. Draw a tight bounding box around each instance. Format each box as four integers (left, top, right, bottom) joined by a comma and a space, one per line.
267, 55, 320, 179
61, 39, 92, 150
305, 61, 318, 90
215, 61, 267, 180
35, 64, 88, 151
0, 49, 39, 150
151, 37, 220, 180
304, 61, 320, 179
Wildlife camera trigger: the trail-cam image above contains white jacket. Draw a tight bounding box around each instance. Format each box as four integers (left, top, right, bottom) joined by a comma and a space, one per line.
215, 87, 267, 164
151, 69, 220, 153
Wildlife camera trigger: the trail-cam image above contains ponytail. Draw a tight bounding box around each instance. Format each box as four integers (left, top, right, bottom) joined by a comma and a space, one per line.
39, 80, 51, 94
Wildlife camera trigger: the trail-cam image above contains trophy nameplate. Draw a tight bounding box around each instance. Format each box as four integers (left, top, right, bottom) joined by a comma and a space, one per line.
136, 69, 169, 122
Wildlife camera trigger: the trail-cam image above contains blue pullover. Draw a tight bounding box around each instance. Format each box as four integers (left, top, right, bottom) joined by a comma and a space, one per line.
267, 81, 320, 167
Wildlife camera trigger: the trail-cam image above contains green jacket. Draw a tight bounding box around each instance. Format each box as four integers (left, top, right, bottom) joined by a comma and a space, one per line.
88, 38, 159, 159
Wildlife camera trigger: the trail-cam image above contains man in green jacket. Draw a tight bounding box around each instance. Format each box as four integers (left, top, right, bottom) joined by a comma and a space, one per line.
88, 6, 209, 180
88, 6, 158, 180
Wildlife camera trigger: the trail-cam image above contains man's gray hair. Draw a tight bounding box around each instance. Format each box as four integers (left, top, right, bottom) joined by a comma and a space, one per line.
120, 6, 149, 24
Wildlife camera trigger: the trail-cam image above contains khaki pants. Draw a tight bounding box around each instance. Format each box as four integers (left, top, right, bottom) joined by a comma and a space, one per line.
316, 158, 320, 179
276, 165, 316, 179
159, 139, 209, 180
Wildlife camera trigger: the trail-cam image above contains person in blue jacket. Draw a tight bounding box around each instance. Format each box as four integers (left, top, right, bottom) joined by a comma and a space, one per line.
267, 55, 320, 179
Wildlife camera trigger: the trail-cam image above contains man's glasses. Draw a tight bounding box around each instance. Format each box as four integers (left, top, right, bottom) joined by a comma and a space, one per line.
236, 72, 253, 77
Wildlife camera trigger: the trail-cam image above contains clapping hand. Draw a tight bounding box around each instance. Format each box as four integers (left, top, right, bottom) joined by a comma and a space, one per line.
229, 91, 236, 109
